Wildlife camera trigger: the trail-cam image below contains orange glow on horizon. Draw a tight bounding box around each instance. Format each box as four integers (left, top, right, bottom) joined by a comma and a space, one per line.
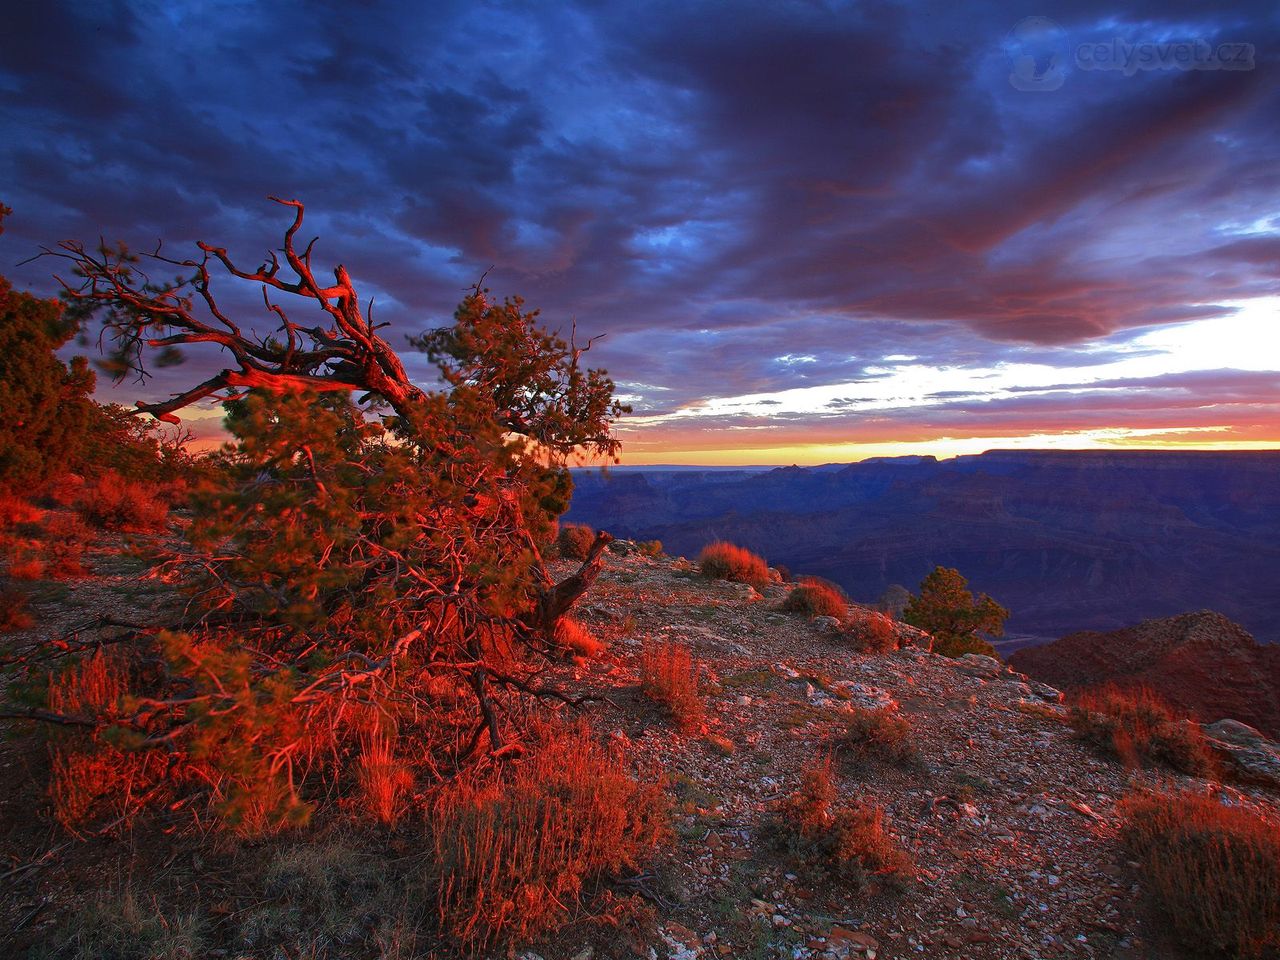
611, 429, 1280, 466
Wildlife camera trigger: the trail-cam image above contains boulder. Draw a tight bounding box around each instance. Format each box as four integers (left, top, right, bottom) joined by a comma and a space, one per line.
1200, 718, 1280, 788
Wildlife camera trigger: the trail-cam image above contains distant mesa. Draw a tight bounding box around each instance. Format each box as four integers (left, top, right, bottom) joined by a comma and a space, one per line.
565, 449, 1280, 648
1010, 610, 1280, 739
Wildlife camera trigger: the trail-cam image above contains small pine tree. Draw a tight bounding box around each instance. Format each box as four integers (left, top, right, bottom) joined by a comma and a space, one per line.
902, 566, 1008, 658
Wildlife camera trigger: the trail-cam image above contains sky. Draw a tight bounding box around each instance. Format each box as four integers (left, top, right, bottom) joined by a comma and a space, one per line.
1, 0, 1277, 465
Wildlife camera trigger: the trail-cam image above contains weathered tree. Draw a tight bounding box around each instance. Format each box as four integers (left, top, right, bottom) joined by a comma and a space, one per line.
25, 199, 630, 827
46, 198, 623, 636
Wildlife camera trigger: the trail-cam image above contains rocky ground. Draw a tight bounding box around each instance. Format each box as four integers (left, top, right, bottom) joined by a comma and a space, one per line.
546, 545, 1280, 960
3, 535, 1279, 960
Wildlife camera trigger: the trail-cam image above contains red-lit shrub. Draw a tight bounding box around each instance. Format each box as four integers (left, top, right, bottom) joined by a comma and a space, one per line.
429, 725, 668, 953
1070, 685, 1213, 776
780, 577, 848, 619
1120, 789, 1280, 958
640, 640, 703, 731
39, 512, 92, 577
554, 616, 605, 658
841, 611, 899, 653
698, 541, 769, 590
556, 522, 596, 560
767, 761, 912, 890
636, 539, 663, 558
841, 706, 916, 765
75, 470, 168, 531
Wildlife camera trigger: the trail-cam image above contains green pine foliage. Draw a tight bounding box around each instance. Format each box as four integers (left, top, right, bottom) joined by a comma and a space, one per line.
902, 566, 1009, 658
0, 277, 95, 491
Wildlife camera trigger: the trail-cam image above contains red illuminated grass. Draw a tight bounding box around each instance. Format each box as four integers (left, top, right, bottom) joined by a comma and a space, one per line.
780, 577, 848, 619
697, 541, 769, 590
1069, 684, 1213, 776
429, 725, 668, 953
554, 616, 605, 658
639, 640, 704, 731
769, 760, 913, 890
1120, 789, 1280, 958
840, 611, 898, 653
75, 470, 168, 531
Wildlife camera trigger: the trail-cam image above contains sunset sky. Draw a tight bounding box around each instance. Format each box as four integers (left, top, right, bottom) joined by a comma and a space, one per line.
2, 1, 1277, 465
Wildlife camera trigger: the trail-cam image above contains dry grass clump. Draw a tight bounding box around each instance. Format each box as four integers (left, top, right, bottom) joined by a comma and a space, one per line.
840, 611, 899, 653
1120, 789, 1280, 958
697, 541, 769, 590
780, 577, 848, 619
74, 470, 168, 531
841, 706, 916, 765
640, 640, 704, 731
36, 887, 208, 960
556, 522, 596, 560
767, 761, 912, 891
429, 725, 668, 953
636, 539, 663, 558
46, 650, 169, 830
554, 616, 605, 658
356, 729, 414, 827
1070, 684, 1213, 776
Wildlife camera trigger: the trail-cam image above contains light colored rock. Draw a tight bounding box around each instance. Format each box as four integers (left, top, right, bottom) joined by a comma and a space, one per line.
1201, 718, 1280, 787
1027, 680, 1065, 703
955, 654, 1002, 678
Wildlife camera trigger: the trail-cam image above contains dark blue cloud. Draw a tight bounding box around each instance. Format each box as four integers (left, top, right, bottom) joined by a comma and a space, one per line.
1, 0, 1277, 441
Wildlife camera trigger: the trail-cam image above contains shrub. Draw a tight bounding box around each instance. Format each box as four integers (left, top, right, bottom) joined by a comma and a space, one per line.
557, 522, 596, 560
841, 706, 916, 765
697, 541, 769, 590
841, 611, 899, 653
636, 539, 663, 558
767, 761, 912, 890
640, 641, 703, 731
428, 725, 668, 953
554, 616, 605, 658
1070, 685, 1213, 776
75, 471, 168, 531
1120, 789, 1280, 958
780, 577, 848, 619
39, 512, 92, 578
